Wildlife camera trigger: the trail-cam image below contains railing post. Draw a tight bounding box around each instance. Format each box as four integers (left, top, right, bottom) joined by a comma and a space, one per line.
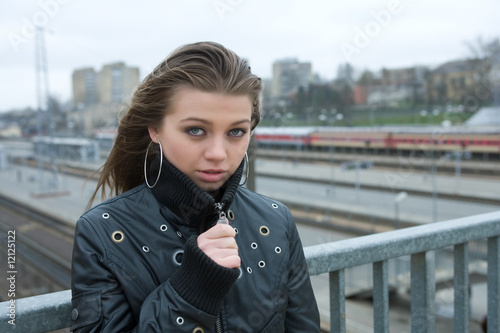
330, 270, 346, 333
411, 251, 436, 333
454, 242, 469, 333
373, 260, 389, 333
488, 236, 500, 333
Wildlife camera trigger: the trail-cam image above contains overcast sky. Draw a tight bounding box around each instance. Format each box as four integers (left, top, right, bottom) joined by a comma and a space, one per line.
1, 0, 499, 112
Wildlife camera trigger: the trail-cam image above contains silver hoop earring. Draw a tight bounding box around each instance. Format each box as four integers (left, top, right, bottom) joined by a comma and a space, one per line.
239, 152, 250, 186
144, 140, 163, 188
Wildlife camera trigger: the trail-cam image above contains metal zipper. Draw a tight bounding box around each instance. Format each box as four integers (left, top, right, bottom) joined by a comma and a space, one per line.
214, 202, 229, 225
214, 203, 226, 333
216, 315, 223, 333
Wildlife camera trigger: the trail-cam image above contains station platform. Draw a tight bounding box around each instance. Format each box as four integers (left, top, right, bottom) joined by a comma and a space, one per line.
0, 165, 97, 225
256, 159, 500, 202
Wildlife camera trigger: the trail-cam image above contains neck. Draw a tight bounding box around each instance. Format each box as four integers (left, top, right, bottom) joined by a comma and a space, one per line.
148, 156, 244, 227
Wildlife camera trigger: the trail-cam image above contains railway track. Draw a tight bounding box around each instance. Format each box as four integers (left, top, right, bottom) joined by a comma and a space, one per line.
256, 149, 500, 177
0, 194, 73, 301
13, 151, 500, 207
11, 144, 500, 179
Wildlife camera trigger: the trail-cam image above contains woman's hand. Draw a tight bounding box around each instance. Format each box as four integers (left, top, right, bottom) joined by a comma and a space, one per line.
197, 224, 240, 269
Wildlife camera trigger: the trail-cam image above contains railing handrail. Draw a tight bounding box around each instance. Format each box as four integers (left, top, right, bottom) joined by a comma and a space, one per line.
305, 210, 500, 275
2, 210, 500, 332
1, 289, 71, 332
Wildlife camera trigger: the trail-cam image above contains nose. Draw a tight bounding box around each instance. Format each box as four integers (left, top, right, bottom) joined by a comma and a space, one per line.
204, 135, 227, 162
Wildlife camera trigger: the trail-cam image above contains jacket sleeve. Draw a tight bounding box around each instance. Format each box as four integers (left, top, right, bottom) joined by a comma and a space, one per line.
70, 217, 239, 332
284, 208, 321, 332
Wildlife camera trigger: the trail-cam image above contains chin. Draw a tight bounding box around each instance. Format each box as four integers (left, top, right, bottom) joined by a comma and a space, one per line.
199, 183, 223, 193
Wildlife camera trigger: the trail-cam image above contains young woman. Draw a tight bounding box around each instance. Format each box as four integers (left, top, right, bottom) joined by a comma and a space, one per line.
70, 41, 320, 332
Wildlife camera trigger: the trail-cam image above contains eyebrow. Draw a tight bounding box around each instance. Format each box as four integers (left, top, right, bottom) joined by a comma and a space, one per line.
180, 117, 251, 126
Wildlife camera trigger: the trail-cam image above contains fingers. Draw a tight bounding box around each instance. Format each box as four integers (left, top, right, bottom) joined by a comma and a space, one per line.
202, 224, 236, 239
197, 224, 240, 269
216, 254, 241, 269
201, 248, 241, 269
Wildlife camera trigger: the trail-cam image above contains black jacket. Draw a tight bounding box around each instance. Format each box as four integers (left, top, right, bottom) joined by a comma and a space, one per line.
71, 159, 320, 332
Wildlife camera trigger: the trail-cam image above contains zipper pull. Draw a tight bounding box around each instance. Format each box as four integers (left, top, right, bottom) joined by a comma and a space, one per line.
214, 202, 229, 225
217, 211, 229, 225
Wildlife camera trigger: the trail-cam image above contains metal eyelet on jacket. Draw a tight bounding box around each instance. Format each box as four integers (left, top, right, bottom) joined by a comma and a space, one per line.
193, 327, 204, 333
142, 246, 150, 253
176, 231, 183, 238
258, 261, 266, 268
275, 246, 281, 254
251, 242, 258, 249
160, 224, 168, 231
71, 308, 78, 320
271, 203, 278, 209
102, 213, 110, 219
234, 227, 239, 234
173, 250, 183, 265
247, 267, 252, 274
228, 209, 235, 220
259, 226, 270, 236
176, 317, 184, 325
111, 231, 124, 243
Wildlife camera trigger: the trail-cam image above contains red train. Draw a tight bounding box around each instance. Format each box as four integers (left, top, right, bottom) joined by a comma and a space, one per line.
253, 126, 500, 156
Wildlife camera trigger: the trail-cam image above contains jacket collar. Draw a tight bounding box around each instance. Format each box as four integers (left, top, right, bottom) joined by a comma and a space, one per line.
148, 156, 243, 227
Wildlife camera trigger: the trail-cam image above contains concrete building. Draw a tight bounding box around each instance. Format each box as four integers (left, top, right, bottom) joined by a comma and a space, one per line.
271, 58, 312, 102
426, 59, 477, 105
72, 68, 98, 107
381, 66, 426, 87
360, 66, 427, 106
97, 62, 140, 104
72, 62, 139, 107
0, 124, 22, 138
71, 62, 139, 133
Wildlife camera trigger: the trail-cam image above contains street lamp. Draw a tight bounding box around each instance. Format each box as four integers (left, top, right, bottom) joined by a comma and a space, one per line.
394, 191, 408, 229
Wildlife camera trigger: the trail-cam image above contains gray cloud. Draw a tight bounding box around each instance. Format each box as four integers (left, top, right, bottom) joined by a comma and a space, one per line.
1, 0, 499, 110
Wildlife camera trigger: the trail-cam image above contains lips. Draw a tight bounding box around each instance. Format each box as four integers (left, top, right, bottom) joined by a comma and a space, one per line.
198, 169, 226, 183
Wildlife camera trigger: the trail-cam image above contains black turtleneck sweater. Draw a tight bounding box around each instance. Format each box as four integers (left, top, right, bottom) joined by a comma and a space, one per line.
147, 155, 244, 316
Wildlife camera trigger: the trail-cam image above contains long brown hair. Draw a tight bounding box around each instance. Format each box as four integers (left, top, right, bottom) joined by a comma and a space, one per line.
88, 41, 263, 208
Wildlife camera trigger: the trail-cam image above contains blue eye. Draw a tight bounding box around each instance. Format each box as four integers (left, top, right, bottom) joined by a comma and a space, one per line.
229, 129, 246, 137
187, 128, 205, 136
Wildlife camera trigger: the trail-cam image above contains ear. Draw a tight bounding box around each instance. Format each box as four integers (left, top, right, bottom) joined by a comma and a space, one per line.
148, 127, 159, 143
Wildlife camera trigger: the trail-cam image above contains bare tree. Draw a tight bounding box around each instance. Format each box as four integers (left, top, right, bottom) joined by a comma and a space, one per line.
464, 36, 500, 108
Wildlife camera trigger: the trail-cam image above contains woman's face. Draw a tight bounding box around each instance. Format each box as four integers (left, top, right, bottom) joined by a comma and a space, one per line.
149, 87, 252, 193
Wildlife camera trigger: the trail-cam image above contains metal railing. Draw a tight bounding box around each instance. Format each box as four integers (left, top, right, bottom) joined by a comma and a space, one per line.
2, 211, 500, 333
